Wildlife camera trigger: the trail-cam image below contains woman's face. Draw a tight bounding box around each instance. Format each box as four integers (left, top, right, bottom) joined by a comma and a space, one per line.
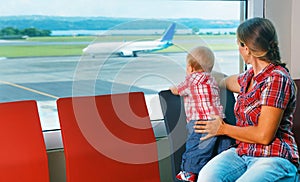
237, 39, 250, 64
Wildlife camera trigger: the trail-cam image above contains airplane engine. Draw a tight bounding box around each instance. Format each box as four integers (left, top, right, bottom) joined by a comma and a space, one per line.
119, 50, 137, 57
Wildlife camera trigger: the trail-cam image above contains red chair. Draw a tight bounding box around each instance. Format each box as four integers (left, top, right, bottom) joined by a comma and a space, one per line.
57, 92, 161, 182
0, 100, 49, 182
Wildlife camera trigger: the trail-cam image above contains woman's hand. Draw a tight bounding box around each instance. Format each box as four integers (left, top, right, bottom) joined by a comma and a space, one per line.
194, 115, 225, 140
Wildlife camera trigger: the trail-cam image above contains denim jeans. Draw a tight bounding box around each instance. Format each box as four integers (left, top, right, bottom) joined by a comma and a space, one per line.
181, 120, 234, 174
197, 148, 298, 182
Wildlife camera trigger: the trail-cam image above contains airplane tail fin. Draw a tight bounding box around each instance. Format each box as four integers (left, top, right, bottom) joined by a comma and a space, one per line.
159, 23, 176, 42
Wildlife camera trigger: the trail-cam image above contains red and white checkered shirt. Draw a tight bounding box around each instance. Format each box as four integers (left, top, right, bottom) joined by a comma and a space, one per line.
177, 71, 224, 122
235, 63, 299, 167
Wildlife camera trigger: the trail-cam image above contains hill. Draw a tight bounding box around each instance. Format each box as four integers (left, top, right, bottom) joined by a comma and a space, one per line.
0, 15, 239, 30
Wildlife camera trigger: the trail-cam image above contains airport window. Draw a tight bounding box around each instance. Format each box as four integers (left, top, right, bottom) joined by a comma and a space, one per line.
0, 0, 246, 130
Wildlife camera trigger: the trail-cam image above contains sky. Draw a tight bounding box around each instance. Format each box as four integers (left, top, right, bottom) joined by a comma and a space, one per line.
1, 0, 241, 20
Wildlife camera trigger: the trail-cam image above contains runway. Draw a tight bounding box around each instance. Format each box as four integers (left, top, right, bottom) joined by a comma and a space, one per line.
0, 53, 186, 101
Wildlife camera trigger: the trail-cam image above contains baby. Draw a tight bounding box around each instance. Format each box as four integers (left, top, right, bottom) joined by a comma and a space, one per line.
170, 46, 225, 182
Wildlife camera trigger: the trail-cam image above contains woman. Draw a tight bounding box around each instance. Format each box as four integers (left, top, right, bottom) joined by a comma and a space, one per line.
195, 17, 299, 181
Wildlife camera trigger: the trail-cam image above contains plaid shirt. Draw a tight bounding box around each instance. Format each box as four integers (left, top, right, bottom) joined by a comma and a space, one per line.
177, 71, 224, 122
235, 63, 299, 166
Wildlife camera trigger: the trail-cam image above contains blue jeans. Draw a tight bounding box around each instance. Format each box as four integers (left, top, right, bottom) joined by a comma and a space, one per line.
181, 120, 234, 174
197, 148, 298, 182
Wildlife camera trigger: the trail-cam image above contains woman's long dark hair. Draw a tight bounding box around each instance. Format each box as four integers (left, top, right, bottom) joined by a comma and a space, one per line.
237, 17, 287, 69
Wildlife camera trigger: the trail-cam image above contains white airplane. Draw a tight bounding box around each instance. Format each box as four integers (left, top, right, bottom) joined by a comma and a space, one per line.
82, 23, 176, 57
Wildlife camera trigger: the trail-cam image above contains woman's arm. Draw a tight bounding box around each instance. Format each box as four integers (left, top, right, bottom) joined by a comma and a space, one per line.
220, 74, 240, 93
195, 105, 283, 145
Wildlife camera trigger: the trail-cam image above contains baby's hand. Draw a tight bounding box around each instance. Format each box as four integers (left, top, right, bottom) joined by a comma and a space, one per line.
169, 87, 179, 95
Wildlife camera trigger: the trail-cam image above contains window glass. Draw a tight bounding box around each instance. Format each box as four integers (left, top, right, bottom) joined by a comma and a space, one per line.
0, 0, 245, 130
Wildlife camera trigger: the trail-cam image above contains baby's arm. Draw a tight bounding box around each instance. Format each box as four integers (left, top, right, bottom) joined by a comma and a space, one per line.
170, 86, 179, 95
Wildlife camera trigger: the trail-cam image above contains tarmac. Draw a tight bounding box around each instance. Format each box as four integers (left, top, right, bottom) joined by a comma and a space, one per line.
0, 53, 186, 133
0, 51, 238, 140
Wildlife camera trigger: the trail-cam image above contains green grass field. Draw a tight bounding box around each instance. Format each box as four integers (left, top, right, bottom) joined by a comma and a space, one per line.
1, 45, 87, 57
0, 34, 237, 58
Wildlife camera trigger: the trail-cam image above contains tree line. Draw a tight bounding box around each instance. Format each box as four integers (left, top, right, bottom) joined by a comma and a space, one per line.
0, 27, 51, 39
0, 16, 239, 31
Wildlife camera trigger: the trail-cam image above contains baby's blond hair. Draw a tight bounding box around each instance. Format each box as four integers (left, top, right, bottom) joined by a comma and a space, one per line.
186, 46, 215, 72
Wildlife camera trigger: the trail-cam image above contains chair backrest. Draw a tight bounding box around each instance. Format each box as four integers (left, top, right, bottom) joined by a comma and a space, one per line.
158, 90, 187, 180
158, 72, 236, 181
212, 71, 236, 125
0, 100, 49, 182
57, 92, 161, 182
219, 84, 237, 125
